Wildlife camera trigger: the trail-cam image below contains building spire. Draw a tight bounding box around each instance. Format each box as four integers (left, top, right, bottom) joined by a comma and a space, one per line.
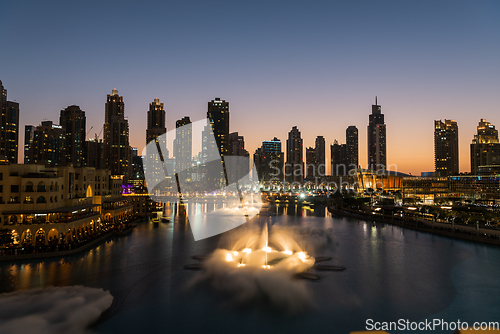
375, 96, 378, 105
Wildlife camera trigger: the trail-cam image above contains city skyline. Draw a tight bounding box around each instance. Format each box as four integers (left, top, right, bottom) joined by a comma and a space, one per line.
1, 1, 499, 175
8, 86, 500, 176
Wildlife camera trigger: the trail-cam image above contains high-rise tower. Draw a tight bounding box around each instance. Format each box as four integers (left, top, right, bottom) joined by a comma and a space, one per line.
315, 136, 326, 178
30, 121, 67, 166
470, 119, 500, 175
174, 116, 192, 176
60, 105, 86, 167
286, 126, 303, 183
24, 125, 35, 164
256, 138, 283, 182
367, 97, 386, 171
144, 98, 167, 184
0, 80, 19, 164
146, 98, 166, 145
207, 98, 229, 157
103, 89, 130, 177
434, 119, 459, 176
346, 126, 358, 170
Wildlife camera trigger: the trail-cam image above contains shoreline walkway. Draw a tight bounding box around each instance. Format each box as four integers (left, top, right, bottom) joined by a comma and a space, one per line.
329, 206, 500, 247
0, 221, 140, 262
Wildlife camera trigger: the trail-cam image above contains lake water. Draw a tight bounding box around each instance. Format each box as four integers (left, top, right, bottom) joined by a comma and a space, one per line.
1, 203, 499, 333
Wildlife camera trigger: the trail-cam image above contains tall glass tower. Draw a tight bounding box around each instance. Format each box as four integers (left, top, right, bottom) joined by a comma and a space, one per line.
103, 89, 130, 177
367, 97, 386, 171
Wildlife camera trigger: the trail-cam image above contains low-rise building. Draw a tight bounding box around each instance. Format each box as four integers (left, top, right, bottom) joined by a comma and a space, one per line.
0, 164, 134, 246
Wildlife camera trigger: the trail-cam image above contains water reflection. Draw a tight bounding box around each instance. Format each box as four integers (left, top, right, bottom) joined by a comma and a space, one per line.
0, 202, 498, 334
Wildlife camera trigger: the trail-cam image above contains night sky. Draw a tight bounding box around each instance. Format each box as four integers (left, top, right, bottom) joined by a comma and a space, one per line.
1, 0, 499, 175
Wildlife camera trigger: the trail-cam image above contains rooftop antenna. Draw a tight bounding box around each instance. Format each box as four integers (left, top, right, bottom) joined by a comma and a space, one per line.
376, 96, 378, 105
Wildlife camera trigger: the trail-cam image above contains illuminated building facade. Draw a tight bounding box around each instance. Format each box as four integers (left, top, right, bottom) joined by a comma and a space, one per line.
174, 116, 192, 176
315, 136, 326, 178
403, 175, 500, 204
331, 140, 347, 176
470, 119, 500, 175
146, 98, 166, 145
60, 105, 86, 167
255, 138, 283, 182
144, 98, 166, 186
30, 121, 67, 166
305, 136, 326, 180
346, 125, 359, 170
0, 164, 135, 246
402, 177, 449, 204
0, 80, 20, 164
24, 125, 35, 164
207, 98, 229, 157
367, 97, 386, 171
103, 89, 130, 178
331, 126, 358, 176
434, 119, 459, 176
286, 126, 303, 183
305, 147, 315, 180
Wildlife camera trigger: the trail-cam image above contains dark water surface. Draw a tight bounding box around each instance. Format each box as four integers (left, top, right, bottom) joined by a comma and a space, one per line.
1, 204, 499, 333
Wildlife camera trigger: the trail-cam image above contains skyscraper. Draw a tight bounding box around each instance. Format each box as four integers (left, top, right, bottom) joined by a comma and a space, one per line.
331, 125, 359, 176
145, 98, 167, 185
470, 119, 500, 175
131, 147, 145, 181
228, 132, 248, 157
86, 138, 103, 169
103, 89, 130, 177
0, 80, 19, 164
60, 105, 86, 167
305, 147, 315, 180
174, 116, 192, 176
24, 125, 35, 164
305, 136, 326, 181
330, 140, 347, 176
346, 126, 358, 170
207, 98, 229, 157
367, 97, 386, 171
146, 98, 166, 145
434, 119, 459, 176
315, 136, 326, 178
255, 138, 283, 182
30, 121, 67, 166
228, 132, 250, 177
286, 126, 303, 183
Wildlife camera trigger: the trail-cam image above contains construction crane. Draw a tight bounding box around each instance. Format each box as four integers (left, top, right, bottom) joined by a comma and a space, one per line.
86, 126, 94, 139
95, 126, 104, 141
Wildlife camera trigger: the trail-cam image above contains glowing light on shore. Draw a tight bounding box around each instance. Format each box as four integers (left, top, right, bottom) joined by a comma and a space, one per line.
242, 248, 252, 254
283, 250, 292, 255
226, 253, 233, 262
263, 246, 272, 252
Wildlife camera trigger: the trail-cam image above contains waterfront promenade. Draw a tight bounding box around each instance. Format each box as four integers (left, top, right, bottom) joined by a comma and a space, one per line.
329, 206, 500, 246
0, 221, 138, 262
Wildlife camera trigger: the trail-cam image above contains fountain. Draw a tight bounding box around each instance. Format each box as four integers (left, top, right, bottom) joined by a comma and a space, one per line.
184, 222, 321, 313
216, 223, 316, 273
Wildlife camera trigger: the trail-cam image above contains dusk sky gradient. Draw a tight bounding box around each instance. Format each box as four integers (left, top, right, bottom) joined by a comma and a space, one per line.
1, 0, 499, 175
